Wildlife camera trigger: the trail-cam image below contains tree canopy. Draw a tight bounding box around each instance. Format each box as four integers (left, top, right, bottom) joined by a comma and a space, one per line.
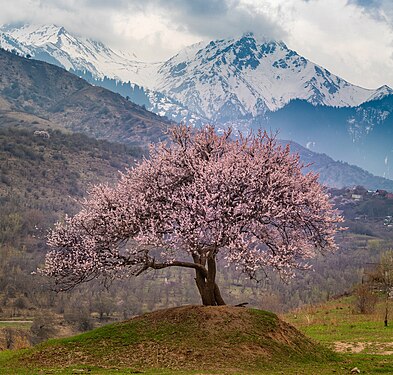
41, 126, 343, 305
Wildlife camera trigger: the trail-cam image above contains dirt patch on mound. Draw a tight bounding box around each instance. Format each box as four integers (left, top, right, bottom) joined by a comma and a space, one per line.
18, 305, 332, 372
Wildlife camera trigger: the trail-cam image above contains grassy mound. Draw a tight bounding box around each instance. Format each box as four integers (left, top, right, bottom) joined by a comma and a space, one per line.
3, 305, 334, 373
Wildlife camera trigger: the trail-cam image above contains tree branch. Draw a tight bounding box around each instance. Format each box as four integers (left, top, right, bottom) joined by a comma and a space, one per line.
151, 260, 208, 277
131, 258, 208, 278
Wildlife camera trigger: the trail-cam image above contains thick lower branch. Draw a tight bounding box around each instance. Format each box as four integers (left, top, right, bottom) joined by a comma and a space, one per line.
132, 258, 208, 278
152, 260, 208, 276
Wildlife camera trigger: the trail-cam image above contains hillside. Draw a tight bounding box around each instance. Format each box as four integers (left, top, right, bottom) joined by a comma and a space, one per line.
0, 126, 141, 214
284, 141, 393, 191
0, 48, 169, 146
1, 305, 334, 373
0, 127, 147, 319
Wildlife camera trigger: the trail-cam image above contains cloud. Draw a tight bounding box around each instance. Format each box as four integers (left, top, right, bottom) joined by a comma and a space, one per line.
258, 0, 393, 89
157, 0, 234, 16
349, 0, 381, 6
0, 0, 391, 89
0, 0, 116, 41
108, 0, 286, 43
156, 1, 285, 40
0, 0, 286, 59
348, 0, 393, 25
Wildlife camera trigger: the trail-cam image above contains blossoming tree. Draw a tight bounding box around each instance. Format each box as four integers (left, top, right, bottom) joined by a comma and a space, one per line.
41, 126, 342, 306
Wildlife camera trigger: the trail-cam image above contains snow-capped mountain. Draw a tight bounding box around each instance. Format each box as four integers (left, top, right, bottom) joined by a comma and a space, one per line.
1, 24, 389, 124
0, 24, 158, 87
365, 85, 393, 102
2, 24, 393, 177
153, 34, 383, 122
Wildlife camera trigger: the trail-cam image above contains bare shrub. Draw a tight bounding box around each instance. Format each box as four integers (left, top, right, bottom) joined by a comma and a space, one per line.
30, 312, 57, 345
64, 307, 93, 332
0, 327, 30, 350
353, 284, 377, 314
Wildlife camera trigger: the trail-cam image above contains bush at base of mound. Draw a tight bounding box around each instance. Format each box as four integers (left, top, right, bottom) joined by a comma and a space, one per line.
6, 306, 336, 372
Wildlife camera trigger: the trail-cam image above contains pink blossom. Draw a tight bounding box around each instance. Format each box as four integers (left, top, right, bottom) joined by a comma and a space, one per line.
40, 126, 343, 305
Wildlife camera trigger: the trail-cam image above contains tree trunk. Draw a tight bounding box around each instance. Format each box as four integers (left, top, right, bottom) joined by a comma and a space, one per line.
385, 294, 389, 327
144, 255, 225, 306
194, 255, 225, 306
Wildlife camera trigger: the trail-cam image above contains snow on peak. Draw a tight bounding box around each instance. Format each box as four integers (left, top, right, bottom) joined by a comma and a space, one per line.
1, 24, 68, 46
0, 23, 158, 87
0, 31, 31, 55
0, 25, 388, 126
153, 33, 378, 121
366, 85, 393, 102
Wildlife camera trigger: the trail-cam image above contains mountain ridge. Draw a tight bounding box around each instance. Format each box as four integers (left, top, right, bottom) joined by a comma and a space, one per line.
1, 37, 393, 189
154, 33, 382, 119
259, 95, 393, 179
0, 47, 170, 146
0, 24, 160, 87
1, 24, 389, 119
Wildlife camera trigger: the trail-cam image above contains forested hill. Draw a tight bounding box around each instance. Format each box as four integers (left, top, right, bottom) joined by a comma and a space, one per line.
0, 48, 170, 146
0, 127, 158, 335
0, 127, 142, 252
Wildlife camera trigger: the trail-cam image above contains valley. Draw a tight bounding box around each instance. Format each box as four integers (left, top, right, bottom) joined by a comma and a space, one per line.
0, 13, 392, 374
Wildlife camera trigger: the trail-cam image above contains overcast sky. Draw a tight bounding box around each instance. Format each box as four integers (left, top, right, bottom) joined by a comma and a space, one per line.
0, 0, 392, 89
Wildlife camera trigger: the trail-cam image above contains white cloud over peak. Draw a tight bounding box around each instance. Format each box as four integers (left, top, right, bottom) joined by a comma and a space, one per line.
0, 0, 391, 88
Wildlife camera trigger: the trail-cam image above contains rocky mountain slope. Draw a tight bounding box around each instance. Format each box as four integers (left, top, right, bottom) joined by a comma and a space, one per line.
0, 47, 169, 145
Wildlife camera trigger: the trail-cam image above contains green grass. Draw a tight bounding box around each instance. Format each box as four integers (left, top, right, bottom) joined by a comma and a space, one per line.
0, 355, 392, 375
0, 353, 391, 374
302, 320, 393, 343
279, 296, 393, 374
1, 301, 393, 374
284, 296, 393, 347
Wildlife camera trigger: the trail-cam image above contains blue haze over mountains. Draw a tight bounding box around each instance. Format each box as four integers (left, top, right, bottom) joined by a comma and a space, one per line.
253, 95, 393, 179
1, 24, 392, 180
